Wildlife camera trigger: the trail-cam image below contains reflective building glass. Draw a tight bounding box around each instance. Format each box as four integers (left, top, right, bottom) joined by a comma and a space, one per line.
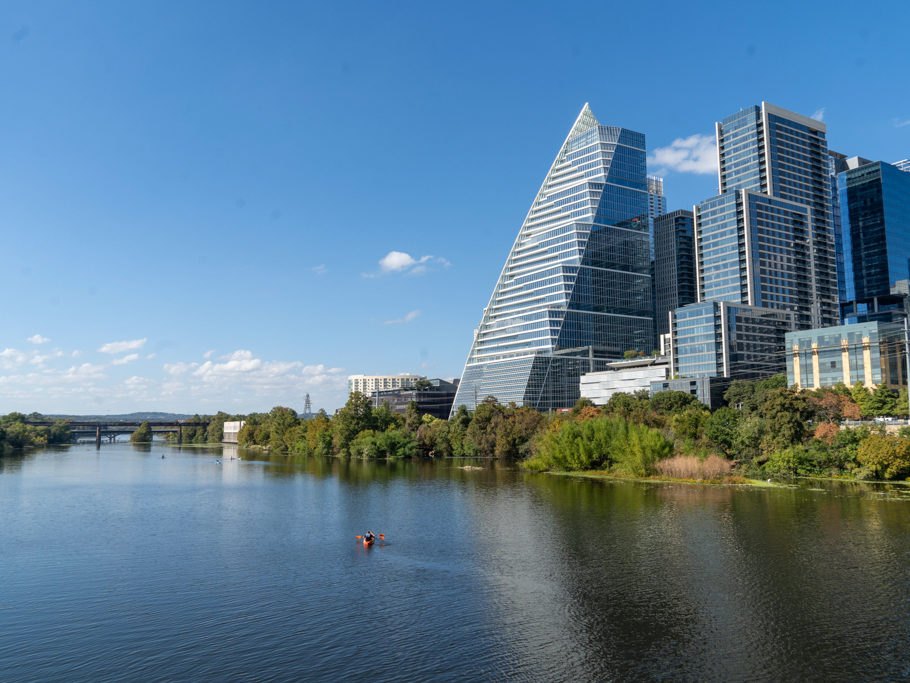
452, 104, 653, 413
839, 161, 910, 305
653, 210, 696, 339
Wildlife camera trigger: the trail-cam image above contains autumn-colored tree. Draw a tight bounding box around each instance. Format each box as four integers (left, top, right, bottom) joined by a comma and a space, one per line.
576, 405, 602, 421
813, 421, 840, 443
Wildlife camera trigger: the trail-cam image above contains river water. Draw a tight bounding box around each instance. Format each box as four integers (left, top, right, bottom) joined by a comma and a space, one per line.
1, 443, 909, 681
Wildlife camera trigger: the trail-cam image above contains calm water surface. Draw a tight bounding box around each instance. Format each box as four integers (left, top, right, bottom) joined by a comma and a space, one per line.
1, 443, 909, 681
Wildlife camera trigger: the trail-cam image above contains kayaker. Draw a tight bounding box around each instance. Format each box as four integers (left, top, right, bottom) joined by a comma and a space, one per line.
364, 531, 375, 543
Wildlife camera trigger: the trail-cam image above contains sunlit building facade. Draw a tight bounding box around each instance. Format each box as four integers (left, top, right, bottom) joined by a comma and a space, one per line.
670, 102, 838, 385
692, 102, 840, 327
451, 104, 654, 413
348, 374, 423, 396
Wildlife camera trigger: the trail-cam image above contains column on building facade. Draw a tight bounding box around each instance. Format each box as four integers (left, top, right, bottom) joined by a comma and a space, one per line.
811, 342, 821, 389
862, 337, 874, 388
841, 339, 851, 385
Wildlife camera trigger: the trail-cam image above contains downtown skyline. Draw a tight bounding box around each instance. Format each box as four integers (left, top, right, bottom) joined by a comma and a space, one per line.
3, 1, 910, 415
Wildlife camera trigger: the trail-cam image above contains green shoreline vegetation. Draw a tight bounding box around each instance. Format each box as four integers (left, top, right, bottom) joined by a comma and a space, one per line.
3, 374, 909, 483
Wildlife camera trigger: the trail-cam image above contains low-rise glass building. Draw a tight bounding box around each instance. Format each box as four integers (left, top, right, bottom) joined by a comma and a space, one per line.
670, 301, 794, 381
373, 379, 460, 420
786, 321, 907, 390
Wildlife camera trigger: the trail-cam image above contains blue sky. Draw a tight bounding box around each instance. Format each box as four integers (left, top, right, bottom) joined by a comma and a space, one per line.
2, 1, 909, 415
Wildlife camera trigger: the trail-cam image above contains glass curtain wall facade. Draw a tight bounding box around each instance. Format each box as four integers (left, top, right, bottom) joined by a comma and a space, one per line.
653, 210, 696, 338
451, 104, 653, 414
696, 102, 840, 327
828, 151, 849, 303
838, 160, 910, 317
670, 302, 794, 381
670, 102, 839, 387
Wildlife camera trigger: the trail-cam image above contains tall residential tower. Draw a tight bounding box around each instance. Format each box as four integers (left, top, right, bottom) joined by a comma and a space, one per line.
695, 102, 840, 327
670, 102, 840, 383
451, 104, 653, 413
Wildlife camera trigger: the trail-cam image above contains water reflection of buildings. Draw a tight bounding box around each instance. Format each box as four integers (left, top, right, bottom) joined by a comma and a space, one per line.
470, 475, 910, 679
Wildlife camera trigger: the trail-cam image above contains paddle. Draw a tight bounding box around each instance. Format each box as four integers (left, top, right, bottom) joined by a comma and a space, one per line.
355, 534, 386, 540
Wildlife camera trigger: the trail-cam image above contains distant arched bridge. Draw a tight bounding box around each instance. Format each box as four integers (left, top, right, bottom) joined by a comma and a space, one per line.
27, 420, 210, 448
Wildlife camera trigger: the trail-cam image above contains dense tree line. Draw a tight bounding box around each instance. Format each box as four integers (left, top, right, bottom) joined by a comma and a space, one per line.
4, 377, 908, 481
525, 376, 910, 481
214, 378, 910, 481
0, 413, 72, 454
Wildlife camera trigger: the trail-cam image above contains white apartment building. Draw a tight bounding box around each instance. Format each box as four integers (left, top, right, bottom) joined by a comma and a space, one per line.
347, 374, 424, 396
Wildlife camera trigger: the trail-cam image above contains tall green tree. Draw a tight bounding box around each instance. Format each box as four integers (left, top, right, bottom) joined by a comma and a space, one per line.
266, 406, 298, 452
758, 388, 813, 453
851, 382, 872, 417
463, 397, 503, 456
404, 401, 422, 432
865, 384, 898, 417
703, 406, 739, 456
333, 392, 374, 455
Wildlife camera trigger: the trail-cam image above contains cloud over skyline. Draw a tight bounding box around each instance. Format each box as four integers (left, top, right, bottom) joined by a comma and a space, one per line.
364, 251, 451, 278
384, 310, 421, 325
99, 338, 147, 354
648, 134, 718, 175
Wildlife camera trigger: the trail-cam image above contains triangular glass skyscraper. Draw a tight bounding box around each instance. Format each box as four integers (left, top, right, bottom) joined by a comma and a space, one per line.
451, 104, 654, 414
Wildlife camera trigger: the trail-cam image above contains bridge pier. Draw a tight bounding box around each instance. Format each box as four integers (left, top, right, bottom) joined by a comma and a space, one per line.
177, 424, 182, 444
95, 425, 101, 449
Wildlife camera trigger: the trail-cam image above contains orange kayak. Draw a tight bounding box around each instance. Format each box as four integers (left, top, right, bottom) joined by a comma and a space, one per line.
363, 537, 375, 547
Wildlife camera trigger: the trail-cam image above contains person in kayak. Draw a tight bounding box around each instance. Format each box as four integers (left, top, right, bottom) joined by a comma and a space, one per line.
364, 531, 375, 543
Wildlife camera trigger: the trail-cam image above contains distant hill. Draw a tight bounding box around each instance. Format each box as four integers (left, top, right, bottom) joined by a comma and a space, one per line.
42, 412, 195, 423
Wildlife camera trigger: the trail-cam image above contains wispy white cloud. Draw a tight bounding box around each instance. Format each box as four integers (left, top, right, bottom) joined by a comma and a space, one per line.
163, 361, 198, 376
30, 349, 64, 367
811, 107, 826, 122
62, 363, 107, 381
312, 264, 327, 275
111, 353, 140, 366
99, 338, 147, 354
0, 348, 27, 370
194, 350, 263, 377
364, 251, 450, 278
384, 309, 421, 325
203, 350, 215, 359
27, 334, 50, 345
648, 134, 718, 175
893, 118, 910, 128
